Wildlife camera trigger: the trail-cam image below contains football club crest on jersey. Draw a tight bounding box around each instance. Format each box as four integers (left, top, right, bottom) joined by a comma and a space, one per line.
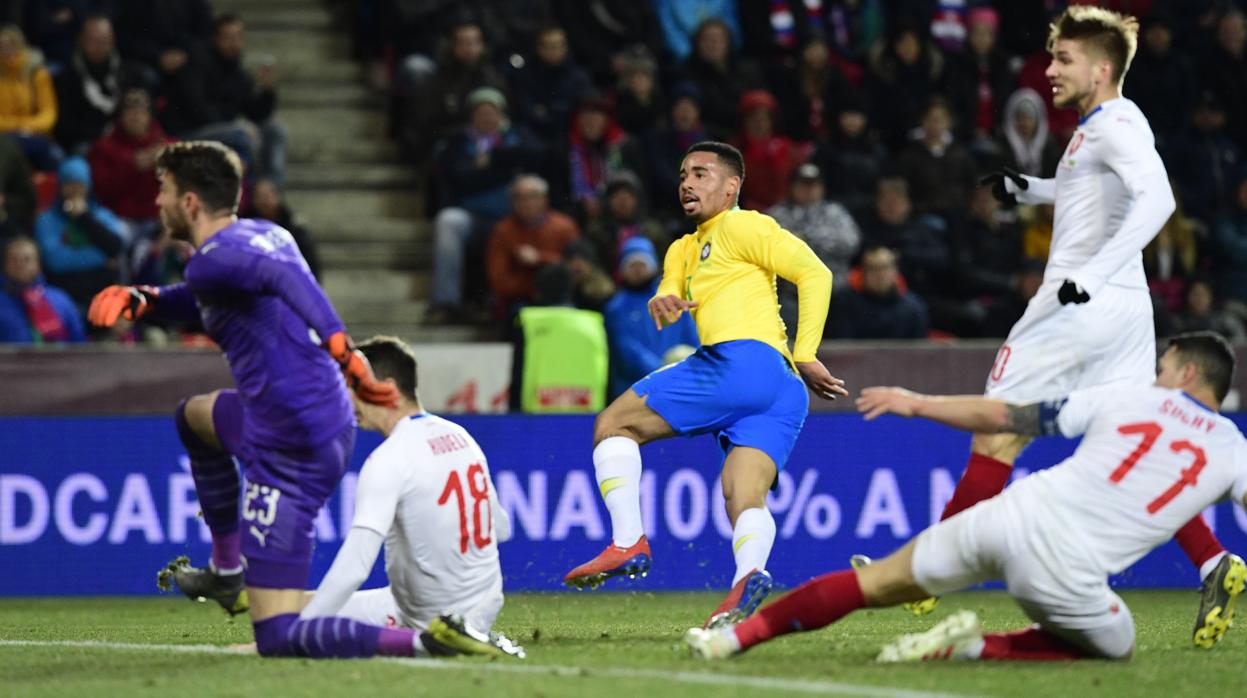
700, 242, 712, 261
1067, 132, 1085, 155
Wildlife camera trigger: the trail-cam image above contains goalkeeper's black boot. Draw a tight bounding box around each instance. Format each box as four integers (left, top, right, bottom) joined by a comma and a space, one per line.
157, 555, 249, 616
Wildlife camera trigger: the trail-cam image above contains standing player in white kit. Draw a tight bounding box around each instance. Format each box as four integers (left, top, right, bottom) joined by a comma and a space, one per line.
927, 6, 1243, 643
299, 336, 522, 658
688, 333, 1247, 662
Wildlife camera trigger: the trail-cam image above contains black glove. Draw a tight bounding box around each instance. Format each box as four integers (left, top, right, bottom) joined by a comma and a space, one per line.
1057, 280, 1091, 305
978, 167, 1028, 207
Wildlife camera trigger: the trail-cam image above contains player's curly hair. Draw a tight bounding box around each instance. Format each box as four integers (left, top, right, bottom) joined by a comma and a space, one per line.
155, 141, 244, 216
1047, 6, 1139, 85
358, 335, 419, 403
1167, 331, 1236, 403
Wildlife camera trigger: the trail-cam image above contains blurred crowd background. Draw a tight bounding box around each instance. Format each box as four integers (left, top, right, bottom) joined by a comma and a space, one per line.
2, 0, 1247, 353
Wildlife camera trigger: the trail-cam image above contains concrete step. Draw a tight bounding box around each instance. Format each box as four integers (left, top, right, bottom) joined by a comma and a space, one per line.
215, 0, 322, 7
286, 162, 416, 190
281, 107, 387, 140
287, 188, 422, 221
245, 29, 350, 64
314, 216, 428, 243
318, 239, 427, 270
286, 136, 399, 165
322, 269, 424, 302
281, 81, 382, 109
228, 6, 334, 31
347, 323, 502, 344
334, 298, 428, 325
269, 58, 360, 83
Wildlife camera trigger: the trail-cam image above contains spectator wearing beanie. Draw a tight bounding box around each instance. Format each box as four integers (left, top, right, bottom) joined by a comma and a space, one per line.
585, 170, 669, 274
562, 94, 644, 225
34, 156, 125, 308
88, 87, 171, 240
602, 236, 699, 399
734, 89, 807, 211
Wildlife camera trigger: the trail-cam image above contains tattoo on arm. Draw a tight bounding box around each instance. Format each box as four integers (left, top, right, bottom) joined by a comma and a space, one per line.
1003, 403, 1042, 436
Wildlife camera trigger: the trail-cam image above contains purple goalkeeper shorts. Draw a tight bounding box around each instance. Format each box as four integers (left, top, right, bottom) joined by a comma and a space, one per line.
213, 389, 356, 589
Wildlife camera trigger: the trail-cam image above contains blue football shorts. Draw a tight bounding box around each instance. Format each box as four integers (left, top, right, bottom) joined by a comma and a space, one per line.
631, 339, 809, 470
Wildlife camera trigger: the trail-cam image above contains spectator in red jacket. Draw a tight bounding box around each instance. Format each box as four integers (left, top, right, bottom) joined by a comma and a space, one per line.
733, 89, 806, 211
88, 87, 171, 239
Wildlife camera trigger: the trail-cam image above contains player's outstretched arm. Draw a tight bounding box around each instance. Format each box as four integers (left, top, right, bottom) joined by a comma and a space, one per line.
856, 387, 1045, 436
88, 283, 202, 327
326, 332, 401, 407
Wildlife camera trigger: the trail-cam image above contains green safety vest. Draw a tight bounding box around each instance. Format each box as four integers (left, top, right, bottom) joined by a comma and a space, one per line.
518, 306, 608, 413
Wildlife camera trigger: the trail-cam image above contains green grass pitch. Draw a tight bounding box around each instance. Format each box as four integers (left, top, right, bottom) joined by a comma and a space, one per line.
0, 591, 1237, 697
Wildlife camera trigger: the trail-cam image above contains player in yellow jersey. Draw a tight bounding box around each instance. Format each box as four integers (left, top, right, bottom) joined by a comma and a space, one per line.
563, 141, 848, 627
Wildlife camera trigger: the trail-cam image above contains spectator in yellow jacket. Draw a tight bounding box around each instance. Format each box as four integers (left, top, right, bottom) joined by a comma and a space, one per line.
0, 24, 61, 170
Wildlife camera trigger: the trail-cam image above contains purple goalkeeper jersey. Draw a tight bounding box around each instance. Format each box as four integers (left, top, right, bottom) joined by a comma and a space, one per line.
157, 218, 353, 451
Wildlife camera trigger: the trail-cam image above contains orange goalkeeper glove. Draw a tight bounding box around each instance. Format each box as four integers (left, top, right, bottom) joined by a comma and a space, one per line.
326, 331, 401, 408
88, 285, 159, 326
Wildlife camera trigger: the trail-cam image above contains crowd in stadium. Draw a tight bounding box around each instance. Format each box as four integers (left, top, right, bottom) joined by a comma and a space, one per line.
0, 0, 297, 344
2, 0, 1247, 347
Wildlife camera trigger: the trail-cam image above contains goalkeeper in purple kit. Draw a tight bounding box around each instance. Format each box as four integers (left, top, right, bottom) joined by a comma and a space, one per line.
88, 141, 518, 659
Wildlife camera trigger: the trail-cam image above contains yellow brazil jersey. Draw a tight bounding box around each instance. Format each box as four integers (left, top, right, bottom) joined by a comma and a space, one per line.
654, 208, 832, 364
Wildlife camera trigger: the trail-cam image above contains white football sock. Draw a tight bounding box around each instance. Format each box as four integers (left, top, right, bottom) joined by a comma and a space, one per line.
731, 507, 776, 585
594, 436, 644, 547
208, 560, 243, 576
1200, 551, 1228, 581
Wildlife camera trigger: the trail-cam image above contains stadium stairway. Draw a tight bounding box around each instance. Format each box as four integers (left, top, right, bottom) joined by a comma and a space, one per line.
212, 0, 492, 342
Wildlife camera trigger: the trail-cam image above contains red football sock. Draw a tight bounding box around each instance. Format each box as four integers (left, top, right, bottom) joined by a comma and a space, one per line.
1174, 514, 1225, 571
733, 570, 864, 651
940, 453, 1013, 521
980, 626, 1088, 661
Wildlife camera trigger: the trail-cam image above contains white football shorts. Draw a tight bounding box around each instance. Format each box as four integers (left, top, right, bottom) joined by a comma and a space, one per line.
985, 282, 1155, 402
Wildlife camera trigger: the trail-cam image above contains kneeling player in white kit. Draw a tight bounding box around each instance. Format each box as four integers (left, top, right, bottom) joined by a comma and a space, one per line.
687, 332, 1247, 661
299, 336, 521, 658
931, 6, 1242, 640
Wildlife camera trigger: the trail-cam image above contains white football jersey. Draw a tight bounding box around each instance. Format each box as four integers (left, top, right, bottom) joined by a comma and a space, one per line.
1007, 385, 1247, 576
352, 413, 503, 625
1023, 98, 1174, 296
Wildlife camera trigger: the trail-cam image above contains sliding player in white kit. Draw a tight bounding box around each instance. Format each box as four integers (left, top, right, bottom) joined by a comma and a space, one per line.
928, 6, 1244, 642
687, 333, 1247, 662
299, 336, 523, 658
